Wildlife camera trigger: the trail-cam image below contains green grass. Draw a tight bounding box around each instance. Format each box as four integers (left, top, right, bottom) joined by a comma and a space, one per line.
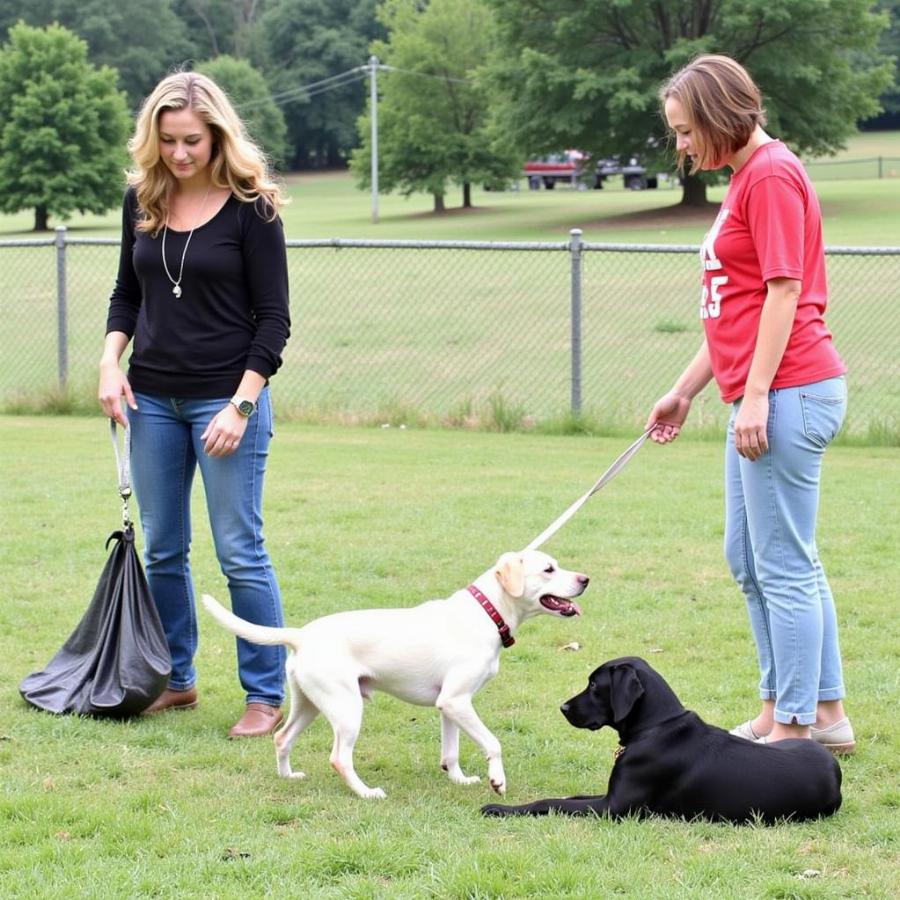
2, 418, 898, 898
0, 133, 897, 435
1, 131, 898, 244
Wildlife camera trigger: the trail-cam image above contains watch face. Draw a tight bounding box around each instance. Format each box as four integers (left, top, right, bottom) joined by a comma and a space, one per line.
236, 399, 254, 417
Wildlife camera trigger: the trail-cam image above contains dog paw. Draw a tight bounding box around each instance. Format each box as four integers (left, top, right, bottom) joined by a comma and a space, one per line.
450, 774, 481, 786
286, 772, 306, 781
361, 787, 386, 800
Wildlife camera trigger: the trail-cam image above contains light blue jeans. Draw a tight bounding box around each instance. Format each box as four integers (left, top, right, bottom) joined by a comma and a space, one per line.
724, 376, 847, 725
128, 389, 285, 706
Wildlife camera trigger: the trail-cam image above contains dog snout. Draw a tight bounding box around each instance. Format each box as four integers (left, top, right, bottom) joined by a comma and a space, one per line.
560, 701, 570, 715
577, 574, 589, 587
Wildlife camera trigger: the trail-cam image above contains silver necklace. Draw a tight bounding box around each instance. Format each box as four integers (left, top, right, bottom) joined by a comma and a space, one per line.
161, 182, 213, 299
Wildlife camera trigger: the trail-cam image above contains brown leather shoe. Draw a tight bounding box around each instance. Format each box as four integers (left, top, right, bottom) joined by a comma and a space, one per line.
142, 686, 198, 715
228, 702, 283, 739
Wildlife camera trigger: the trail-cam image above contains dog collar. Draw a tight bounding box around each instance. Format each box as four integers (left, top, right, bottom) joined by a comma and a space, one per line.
467, 585, 515, 648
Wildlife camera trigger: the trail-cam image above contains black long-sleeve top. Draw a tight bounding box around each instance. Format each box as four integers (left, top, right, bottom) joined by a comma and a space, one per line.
106, 188, 291, 398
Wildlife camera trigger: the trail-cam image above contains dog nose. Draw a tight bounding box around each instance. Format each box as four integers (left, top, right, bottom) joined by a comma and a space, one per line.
560, 702, 569, 714
577, 574, 589, 586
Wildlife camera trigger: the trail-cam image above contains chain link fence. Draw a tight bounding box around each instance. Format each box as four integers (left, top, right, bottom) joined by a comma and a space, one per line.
1, 228, 897, 436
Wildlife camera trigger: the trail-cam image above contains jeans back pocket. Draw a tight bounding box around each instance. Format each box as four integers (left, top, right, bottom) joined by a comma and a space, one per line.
799, 385, 846, 449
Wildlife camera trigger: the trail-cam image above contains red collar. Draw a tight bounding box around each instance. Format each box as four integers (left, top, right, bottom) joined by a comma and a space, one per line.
467, 585, 515, 648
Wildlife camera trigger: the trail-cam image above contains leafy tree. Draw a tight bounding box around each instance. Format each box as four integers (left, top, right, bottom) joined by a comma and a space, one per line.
173, 0, 268, 62
871, 0, 899, 119
258, 0, 382, 168
350, 0, 519, 212
0, 23, 130, 231
485, 0, 894, 205
0, 0, 195, 111
198, 55, 288, 167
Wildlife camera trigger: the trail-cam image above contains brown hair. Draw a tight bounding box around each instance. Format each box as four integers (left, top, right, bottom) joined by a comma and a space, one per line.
127, 71, 285, 234
660, 55, 767, 173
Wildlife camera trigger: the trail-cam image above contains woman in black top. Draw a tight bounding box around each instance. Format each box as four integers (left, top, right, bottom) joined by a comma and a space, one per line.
99, 71, 290, 738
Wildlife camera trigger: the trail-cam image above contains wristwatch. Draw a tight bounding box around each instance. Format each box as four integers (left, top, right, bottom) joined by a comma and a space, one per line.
230, 395, 256, 417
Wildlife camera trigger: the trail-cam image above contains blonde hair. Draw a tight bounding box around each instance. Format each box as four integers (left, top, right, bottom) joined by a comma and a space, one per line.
127, 71, 286, 234
660, 55, 767, 174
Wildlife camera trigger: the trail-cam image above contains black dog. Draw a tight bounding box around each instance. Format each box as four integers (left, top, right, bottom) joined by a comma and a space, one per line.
483, 657, 842, 824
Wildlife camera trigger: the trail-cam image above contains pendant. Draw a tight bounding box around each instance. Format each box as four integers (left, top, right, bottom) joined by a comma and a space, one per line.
173, 284, 182, 299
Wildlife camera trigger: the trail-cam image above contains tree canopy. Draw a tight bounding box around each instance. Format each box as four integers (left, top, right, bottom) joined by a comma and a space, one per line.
485, 0, 895, 204
0, 0, 194, 111
258, 0, 382, 168
350, 0, 519, 211
0, 22, 130, 230
198, 55, 288, 166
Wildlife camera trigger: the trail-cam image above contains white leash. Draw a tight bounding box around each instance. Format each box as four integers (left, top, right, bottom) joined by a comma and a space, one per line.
524, 428, 655, 551
109, 420, 134, 528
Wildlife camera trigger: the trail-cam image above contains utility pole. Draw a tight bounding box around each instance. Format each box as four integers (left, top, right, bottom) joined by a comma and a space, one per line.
369, 55, 379, 224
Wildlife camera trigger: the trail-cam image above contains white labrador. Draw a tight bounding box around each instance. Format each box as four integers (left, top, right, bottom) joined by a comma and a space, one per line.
202, 550, 588, 799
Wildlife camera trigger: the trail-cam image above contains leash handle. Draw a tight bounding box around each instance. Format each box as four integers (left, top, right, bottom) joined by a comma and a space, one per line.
109, 419, 133, 528
524, 428, 654, 551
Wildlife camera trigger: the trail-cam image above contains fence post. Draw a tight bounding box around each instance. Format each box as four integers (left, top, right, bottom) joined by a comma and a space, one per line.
55, 225, 67, 388
878, 156, 883, 179
569, 228, 583, 415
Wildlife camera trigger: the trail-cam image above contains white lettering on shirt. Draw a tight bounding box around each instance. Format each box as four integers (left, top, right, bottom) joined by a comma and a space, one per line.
700, 208, 730, 319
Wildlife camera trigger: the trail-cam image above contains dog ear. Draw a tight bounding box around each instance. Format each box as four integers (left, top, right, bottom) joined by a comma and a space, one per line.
610, 664, 645, 723
495, 552, 525, 598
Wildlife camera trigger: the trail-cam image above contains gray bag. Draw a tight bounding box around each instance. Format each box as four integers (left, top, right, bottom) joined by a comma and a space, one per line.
19, 423, 171, 717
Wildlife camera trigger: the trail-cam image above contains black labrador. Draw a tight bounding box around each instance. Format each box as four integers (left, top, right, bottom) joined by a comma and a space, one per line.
483, 656, 842, 824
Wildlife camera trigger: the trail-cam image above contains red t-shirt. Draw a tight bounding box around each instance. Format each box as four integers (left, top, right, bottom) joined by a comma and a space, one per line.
699, 141, 846, 403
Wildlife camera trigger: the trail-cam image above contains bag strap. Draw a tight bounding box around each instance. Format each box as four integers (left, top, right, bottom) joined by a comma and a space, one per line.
109, 420, 133, 528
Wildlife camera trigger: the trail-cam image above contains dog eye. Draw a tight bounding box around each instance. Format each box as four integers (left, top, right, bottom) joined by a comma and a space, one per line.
543, 565, 555, 574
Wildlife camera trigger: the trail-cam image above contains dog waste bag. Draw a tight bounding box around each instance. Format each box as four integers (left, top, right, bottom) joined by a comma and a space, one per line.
20, 527, 171, 717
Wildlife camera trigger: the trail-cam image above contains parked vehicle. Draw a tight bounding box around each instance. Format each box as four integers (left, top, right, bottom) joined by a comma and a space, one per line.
523, 151, 584, 189
523, 150, 656, 190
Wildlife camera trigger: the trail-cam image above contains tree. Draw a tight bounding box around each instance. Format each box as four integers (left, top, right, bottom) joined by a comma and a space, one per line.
258, 0, 382, 169
0, 0, 195, 111
173, 0, 268, 61
0, 23, 130, 231
350, 0, 520, 212
485, 0, 894, 206
198, 55, 288, 167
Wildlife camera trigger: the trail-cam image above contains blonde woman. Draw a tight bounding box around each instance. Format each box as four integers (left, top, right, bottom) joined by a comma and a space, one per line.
646, 55, 853, 752
99, 71, 291, 738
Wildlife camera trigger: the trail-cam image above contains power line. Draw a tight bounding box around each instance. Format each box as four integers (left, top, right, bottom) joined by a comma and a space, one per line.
237, 62, 474, 112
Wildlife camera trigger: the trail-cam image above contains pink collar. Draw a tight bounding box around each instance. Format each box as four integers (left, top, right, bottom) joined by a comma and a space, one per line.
467, 585, 515, 648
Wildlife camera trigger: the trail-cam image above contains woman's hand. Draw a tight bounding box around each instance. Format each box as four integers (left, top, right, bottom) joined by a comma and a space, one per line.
646, 391, 693, 444
98, 361, 136, 427
733, 391, 769, 461
201, 404, 250, 457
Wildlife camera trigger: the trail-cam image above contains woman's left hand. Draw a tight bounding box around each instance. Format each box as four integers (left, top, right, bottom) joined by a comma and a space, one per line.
201, 404, 249, 457
733, 392, 769, 461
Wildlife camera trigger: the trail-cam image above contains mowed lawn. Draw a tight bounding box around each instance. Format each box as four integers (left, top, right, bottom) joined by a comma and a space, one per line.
1, 418, 898, 898
0, 131, 898, 244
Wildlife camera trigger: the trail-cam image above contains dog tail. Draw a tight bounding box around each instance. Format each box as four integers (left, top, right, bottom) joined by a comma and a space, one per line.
201, 593, 302, 651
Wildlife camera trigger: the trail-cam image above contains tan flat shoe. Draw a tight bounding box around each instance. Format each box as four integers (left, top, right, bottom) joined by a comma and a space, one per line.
228, 702, 283, 739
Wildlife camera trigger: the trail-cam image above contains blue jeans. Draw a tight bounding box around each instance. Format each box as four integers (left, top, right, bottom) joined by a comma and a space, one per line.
724, 376, 847, 725
128, 389, 285, 706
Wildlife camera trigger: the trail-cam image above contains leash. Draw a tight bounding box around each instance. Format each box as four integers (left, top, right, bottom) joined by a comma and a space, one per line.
109, 420, 133, 529
524, 427, 655, 551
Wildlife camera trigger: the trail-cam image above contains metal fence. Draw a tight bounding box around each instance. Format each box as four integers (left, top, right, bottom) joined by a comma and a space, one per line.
2, 228, 898, 435
803, 156, 900, 181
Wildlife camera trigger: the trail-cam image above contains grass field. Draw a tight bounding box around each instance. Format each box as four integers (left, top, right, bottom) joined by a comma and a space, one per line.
1, 132, 898, 244
1, 419, 898, 898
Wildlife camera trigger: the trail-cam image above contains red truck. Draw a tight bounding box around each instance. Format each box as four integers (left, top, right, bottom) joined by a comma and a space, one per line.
524, 150, 654, 190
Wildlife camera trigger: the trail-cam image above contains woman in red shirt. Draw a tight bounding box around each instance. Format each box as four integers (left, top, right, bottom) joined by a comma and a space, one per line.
647, 55, 854, 753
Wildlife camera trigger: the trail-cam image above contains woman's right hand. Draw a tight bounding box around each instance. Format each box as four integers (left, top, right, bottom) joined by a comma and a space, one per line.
645, 391, 692, 444
98, 361, 136, 427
